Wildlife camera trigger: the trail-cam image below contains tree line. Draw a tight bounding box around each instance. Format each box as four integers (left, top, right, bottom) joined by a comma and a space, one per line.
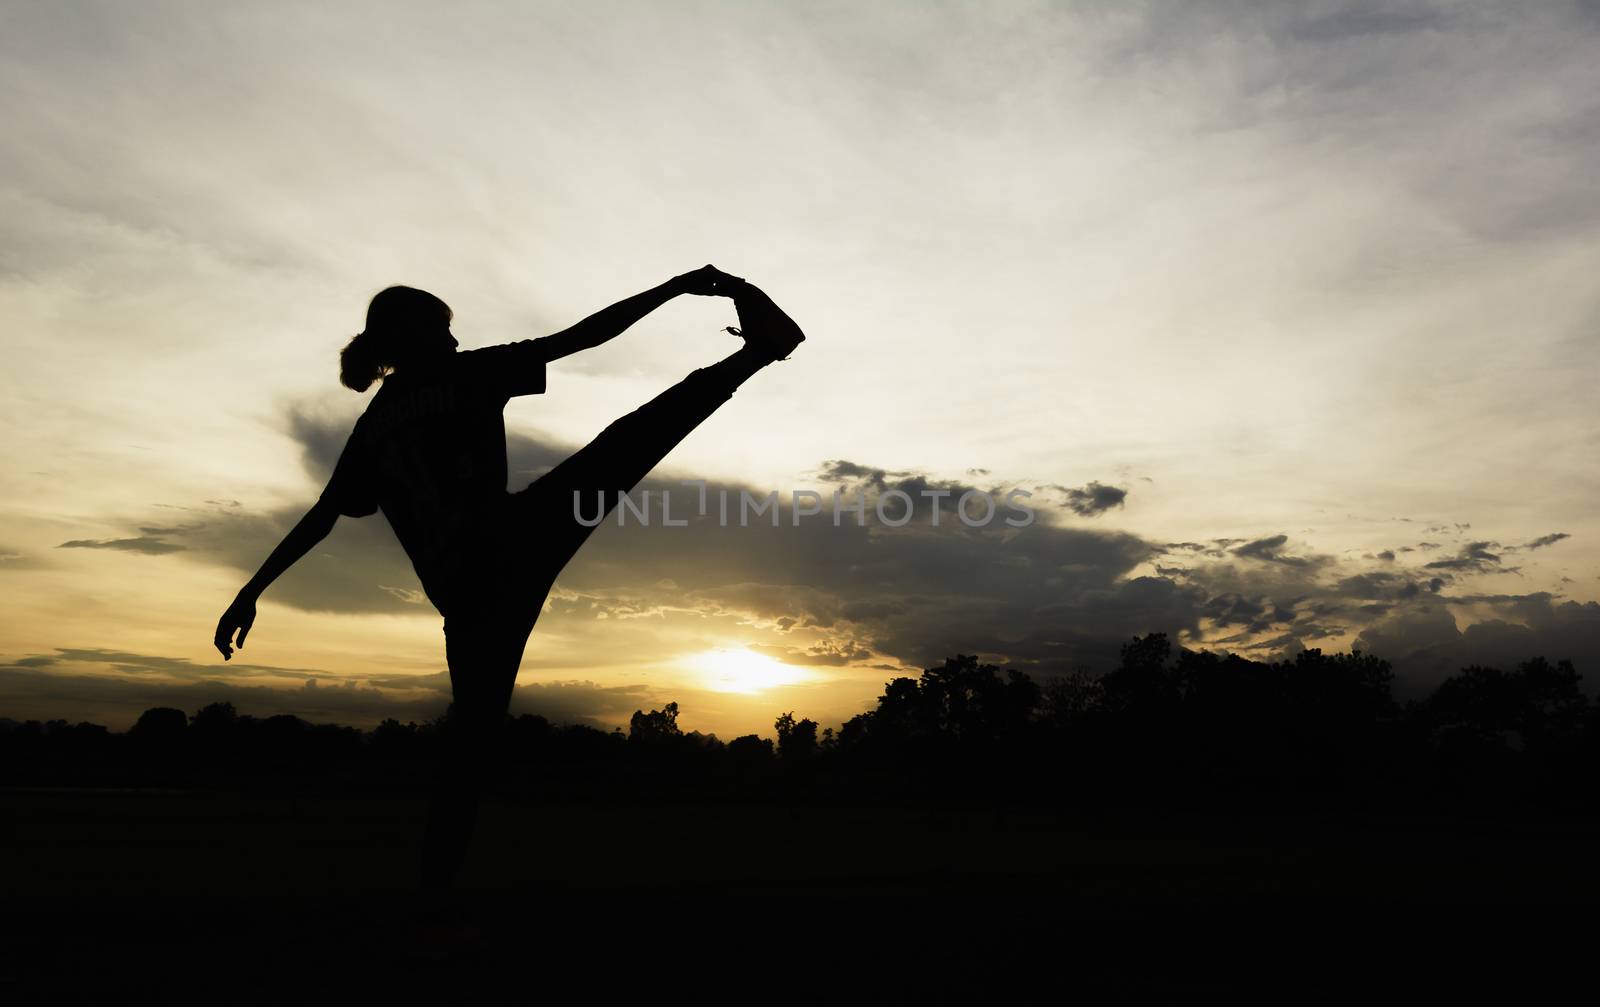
4, 633, 1596, 813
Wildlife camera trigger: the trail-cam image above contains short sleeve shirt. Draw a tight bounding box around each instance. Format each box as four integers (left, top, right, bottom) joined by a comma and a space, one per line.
318, 338, 551, 609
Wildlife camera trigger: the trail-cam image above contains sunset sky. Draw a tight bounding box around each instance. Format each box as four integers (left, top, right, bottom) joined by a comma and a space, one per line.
2, 1, 1597, 739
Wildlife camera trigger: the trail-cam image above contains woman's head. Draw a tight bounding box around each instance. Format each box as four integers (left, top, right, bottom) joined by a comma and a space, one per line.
339, 286, 458, 392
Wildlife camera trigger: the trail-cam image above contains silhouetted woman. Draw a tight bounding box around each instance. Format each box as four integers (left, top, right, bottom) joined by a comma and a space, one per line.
213, 265, 803, 901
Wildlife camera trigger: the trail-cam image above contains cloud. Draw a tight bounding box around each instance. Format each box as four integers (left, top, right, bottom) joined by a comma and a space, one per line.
1201, 593, 1295, 633
1423, 541, 1509, 574
0, 661, 440, 730
816, 459, 895, 485
1524, 532, 1571, 550
91, 498, 425, 614
0, 648, 664, 730
814, 458, 993, 520
1048, 481, 1129, 518
1230, 534, 1326, 569
749, 640, 876, 667
57, 535, 186, 555
1355, 594, 1600, 696
1334, 571, 1444, 601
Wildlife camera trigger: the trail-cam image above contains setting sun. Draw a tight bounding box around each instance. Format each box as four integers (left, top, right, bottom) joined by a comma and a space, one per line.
689, 648, 811, 694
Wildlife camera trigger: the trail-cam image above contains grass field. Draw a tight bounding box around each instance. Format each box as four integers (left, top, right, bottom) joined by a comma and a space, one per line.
4, 787, 1597, 995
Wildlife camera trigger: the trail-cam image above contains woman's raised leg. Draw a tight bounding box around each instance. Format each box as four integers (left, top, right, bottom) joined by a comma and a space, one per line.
511, 342, 786, 580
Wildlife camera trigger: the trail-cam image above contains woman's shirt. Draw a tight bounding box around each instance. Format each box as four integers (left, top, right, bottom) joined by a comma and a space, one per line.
319, 338, 552, 616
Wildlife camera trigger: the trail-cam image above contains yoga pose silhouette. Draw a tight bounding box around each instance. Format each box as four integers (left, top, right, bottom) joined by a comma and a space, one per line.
212, 265, 804, 900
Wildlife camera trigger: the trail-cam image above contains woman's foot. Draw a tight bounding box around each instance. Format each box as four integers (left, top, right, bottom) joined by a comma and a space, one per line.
724, 284, 805, 362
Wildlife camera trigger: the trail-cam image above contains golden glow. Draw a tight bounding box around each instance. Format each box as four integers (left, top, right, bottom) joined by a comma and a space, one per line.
689, 648, 810, 694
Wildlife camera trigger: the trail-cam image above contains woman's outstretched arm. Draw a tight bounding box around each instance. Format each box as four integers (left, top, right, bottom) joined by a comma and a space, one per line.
213, 497, 340, 660
534, 264, 744, 363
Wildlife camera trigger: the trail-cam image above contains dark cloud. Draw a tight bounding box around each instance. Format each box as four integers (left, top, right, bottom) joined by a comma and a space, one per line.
1524, 532, 1571, 550
815, 459, 995, 520
1048, 481, 1128, 518
1334, 571, 1442, 601
1355, 594, 1600, 696
57, 535, 186, 555
1201, 593, 1295, 633
1231, 534, 1326, 569
816, 459, 893, 485
1423, 541, 1509, 574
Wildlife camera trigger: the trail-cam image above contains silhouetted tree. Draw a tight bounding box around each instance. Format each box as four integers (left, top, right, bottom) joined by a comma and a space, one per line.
1426, 657, 1588, 805
629, 702, 683, 744
775, 711, 818, 760
191, 701, 240, 733
727, 734, 774, 761
130, 707, 188, 740
1036, 662, 1100, 726
1099, 633, 1181, 714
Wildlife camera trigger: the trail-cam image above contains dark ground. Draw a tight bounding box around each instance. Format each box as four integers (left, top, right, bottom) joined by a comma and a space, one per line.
4, 787, 1596, 997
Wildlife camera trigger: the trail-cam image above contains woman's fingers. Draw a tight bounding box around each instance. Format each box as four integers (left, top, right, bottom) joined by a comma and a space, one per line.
214, 603, 253, 659
681, 264, 746, 296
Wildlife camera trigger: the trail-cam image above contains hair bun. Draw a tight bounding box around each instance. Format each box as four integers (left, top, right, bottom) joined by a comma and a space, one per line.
339, 330, 381, 392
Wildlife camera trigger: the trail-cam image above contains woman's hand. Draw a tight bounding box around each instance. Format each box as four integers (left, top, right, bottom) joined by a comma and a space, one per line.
673, 264, 747, 298
214, 589, 258, 661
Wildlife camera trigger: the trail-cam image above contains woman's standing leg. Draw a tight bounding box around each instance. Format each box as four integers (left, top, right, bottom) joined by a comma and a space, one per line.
419, 602, 536, 896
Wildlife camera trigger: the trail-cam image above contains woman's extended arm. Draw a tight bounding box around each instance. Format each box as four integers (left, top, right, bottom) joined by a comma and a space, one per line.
213, 497, 340, 660
534, 264, 745, 363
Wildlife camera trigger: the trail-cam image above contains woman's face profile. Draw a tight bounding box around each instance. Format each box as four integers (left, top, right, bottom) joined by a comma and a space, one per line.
411, 321, 458, 360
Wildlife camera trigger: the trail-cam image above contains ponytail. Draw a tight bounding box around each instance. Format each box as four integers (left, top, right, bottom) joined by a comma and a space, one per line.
339, 330, 390, 393
338, 285, 454, 392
